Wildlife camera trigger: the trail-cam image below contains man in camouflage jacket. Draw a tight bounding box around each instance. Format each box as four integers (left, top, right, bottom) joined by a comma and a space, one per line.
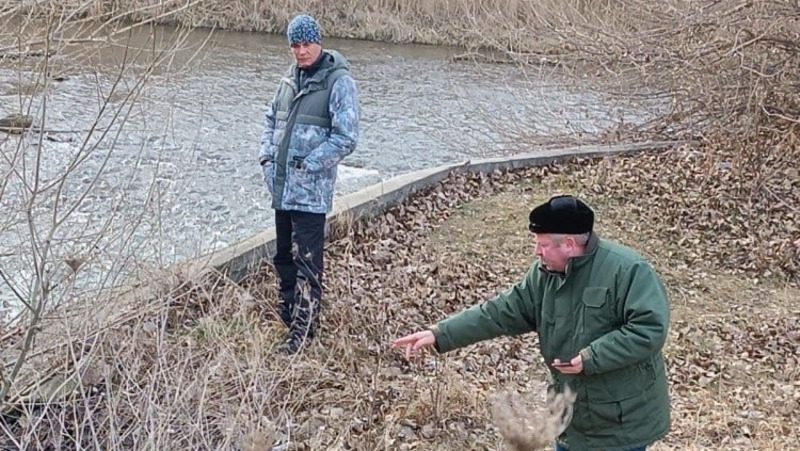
393, 195, 671, 450
259, 14, 360, 354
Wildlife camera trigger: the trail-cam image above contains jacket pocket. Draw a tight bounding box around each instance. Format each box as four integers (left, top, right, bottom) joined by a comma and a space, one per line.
284, 165, 321, 208
592, 399, 622, 428
581, 287, 613, 339
570, 398, 621, 437
582, 287, 608, 308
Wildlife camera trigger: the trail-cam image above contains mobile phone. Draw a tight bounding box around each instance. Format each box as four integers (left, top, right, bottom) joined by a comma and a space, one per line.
552, 361, 572, 367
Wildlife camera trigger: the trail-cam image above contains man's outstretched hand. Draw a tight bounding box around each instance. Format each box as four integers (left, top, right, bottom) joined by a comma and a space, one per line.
392, 330, 436, 360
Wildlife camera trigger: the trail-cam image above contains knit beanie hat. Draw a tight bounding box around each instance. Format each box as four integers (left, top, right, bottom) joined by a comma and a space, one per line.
287, 14, 322, 45
528, 195, 594, 234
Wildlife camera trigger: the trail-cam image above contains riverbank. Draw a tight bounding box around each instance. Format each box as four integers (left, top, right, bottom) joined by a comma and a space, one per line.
5, 0, 629, 49
3, 144, 797, 449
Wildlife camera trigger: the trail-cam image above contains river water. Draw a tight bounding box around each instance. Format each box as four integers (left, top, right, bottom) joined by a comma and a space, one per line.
0, 24, 653, 313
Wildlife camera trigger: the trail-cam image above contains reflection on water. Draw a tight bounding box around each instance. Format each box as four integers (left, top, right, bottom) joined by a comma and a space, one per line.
0, 24, 656, 311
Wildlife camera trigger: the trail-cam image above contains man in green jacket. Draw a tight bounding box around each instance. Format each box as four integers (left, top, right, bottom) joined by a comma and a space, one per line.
393, 195, 671, 451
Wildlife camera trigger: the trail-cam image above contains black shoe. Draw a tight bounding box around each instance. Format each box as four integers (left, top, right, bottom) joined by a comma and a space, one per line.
278, 309, 293, 329
277, 331, 309, 355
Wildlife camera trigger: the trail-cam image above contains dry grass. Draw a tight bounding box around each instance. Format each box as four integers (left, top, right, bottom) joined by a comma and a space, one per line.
6, 0, 633, 45
2, 153, 798, 449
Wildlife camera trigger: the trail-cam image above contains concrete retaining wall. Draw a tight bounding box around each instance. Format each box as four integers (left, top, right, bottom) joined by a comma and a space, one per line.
181, 141, 682, 282
2, 141, 685, 405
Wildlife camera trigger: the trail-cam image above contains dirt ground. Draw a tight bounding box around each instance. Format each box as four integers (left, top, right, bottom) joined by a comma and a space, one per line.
422, 173, 799, 450
5, 149, 798, 450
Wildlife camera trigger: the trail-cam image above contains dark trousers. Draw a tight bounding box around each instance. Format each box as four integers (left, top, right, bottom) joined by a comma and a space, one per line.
273, 209, 325, 337
556, 445, 645, 451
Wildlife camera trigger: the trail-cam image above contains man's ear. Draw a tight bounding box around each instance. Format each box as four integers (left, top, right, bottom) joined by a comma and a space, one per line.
565, 236, 581, 253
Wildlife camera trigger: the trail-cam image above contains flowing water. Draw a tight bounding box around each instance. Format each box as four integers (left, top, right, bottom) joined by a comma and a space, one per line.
0, 24, 655, 313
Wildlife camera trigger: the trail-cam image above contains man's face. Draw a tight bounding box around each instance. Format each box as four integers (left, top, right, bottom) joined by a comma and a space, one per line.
291, 42, 323, 68
533, 233, 572, 272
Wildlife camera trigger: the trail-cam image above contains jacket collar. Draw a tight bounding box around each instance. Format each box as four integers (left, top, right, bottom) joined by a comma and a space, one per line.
288, 50, 345, 91
281, 50, 350, 97
568, 232, 599, 270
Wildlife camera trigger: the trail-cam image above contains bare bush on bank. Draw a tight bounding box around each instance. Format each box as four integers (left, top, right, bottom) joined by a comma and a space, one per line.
0, 6, 211, 448
451, 1, 799, 147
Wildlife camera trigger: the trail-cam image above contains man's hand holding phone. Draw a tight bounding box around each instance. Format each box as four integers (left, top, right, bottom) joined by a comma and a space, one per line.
552, 355, 583, 374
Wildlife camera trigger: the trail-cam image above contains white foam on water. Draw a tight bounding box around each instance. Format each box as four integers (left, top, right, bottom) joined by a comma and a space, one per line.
338, 164, 381, 179
336, 164, 383, 193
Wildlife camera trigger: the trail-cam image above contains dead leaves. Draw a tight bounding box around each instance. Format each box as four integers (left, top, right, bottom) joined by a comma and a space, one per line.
573, 138, 800, 280
7, 141, 800, 449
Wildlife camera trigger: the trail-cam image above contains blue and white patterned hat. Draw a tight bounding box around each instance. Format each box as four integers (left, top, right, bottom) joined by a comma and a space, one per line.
287, 14, 322, 45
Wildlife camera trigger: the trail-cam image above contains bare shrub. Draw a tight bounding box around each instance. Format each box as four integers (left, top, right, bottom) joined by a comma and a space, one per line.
0, 3, 208, 442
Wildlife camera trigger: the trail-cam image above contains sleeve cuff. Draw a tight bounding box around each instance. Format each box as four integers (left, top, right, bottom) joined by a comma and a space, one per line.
580, 347, 596, 375
430, 324, 452, 354
303, 158, 323, 173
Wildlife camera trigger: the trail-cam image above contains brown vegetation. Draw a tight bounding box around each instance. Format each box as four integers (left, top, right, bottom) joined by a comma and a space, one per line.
2, 156, 797, 449
1, 0, 799, 449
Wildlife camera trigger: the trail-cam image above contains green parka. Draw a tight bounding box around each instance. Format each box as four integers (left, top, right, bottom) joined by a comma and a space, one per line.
433, 234, 671, 451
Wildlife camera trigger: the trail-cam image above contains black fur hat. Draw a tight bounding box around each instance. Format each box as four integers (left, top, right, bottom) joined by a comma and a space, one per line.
528, 195, 594, 234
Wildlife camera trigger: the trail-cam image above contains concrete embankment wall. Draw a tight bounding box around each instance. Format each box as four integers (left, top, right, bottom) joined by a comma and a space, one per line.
183, 141, 681, 282
2, 141, 682, 405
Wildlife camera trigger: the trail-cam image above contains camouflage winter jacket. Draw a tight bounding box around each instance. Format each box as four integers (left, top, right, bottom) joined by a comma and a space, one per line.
259, 50, 360, 213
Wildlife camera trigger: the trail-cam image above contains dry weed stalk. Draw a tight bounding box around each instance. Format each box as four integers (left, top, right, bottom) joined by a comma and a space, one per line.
491, 386, 576, 451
